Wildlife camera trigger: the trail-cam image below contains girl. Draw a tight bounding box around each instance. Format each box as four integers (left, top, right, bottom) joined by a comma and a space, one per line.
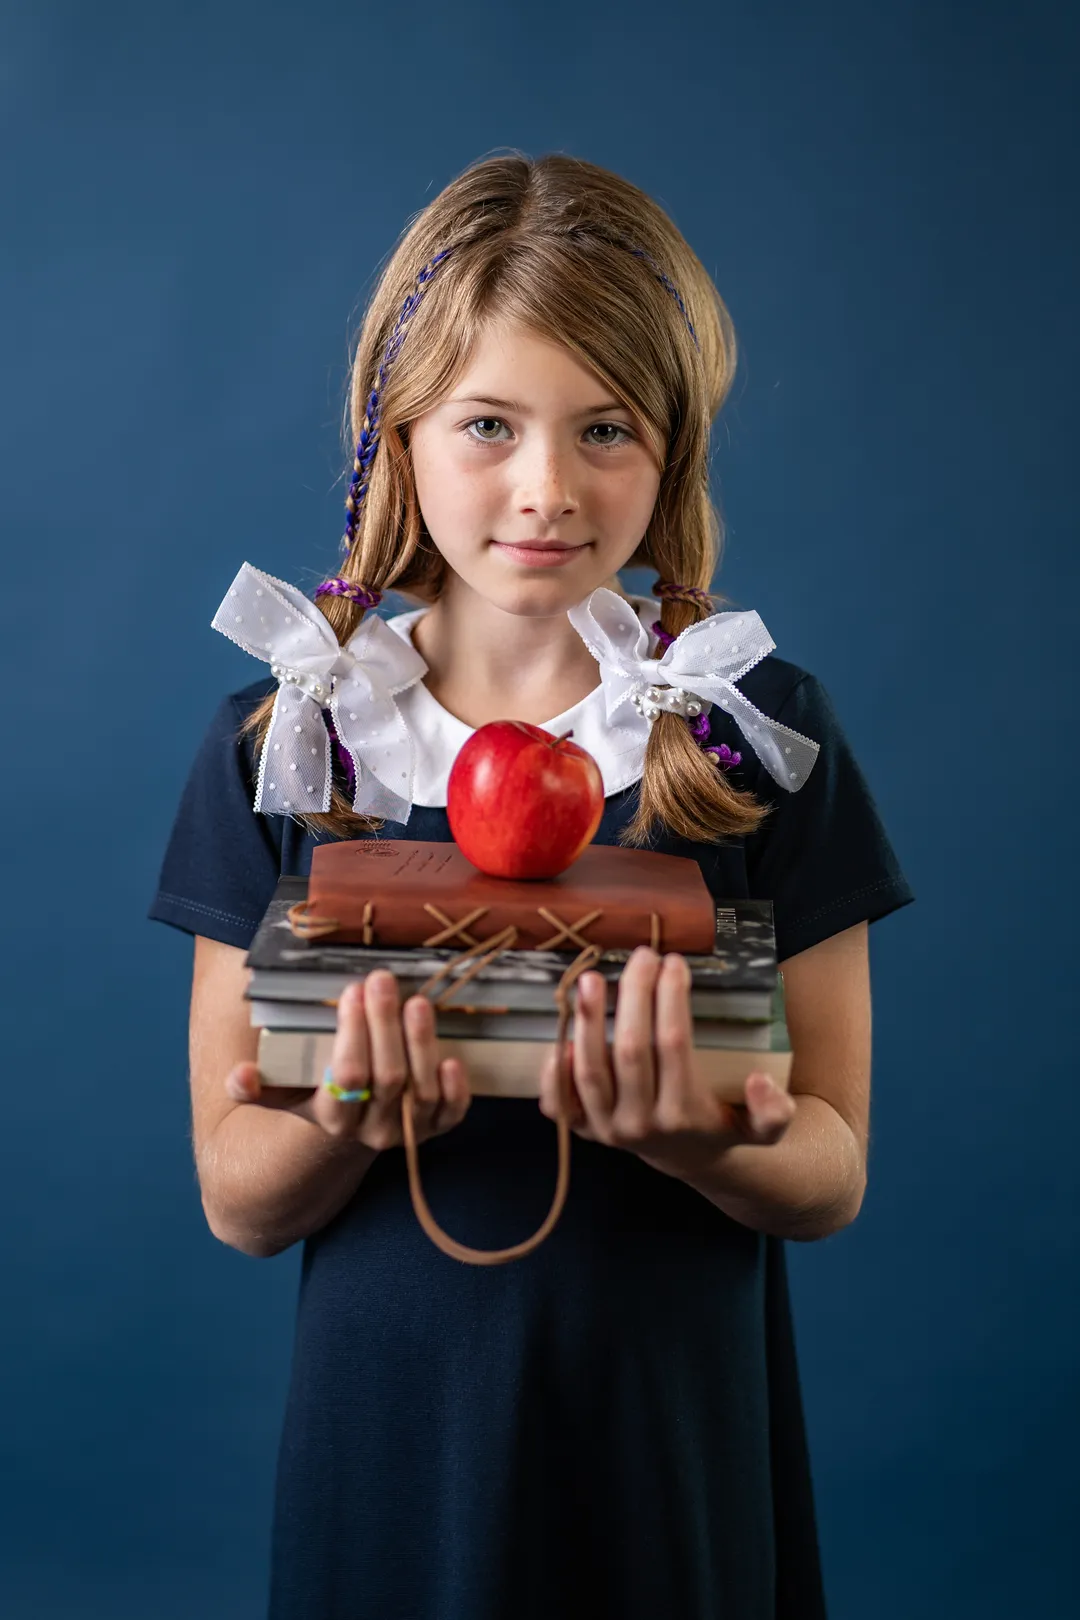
151, 152, 914, 1619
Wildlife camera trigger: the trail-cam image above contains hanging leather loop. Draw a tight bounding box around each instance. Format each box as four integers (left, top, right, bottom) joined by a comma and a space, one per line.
399, 945, 602, 1265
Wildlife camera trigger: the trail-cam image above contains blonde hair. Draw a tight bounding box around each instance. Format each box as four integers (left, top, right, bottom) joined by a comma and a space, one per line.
241, 151, 772, 845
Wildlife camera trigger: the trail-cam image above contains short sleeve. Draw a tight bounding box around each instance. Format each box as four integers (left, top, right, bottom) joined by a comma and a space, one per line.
743, 673, 915, 963
147, 689, 283, 949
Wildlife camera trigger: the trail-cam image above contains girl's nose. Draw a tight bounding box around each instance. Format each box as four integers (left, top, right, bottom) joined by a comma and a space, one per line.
515, 443, 580, 524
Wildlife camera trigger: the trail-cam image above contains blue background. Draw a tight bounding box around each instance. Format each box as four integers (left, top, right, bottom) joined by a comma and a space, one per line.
2, 1, 1075, 1614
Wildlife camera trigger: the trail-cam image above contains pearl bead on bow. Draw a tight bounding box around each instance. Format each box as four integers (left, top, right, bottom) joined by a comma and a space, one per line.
629, 684, 705, 721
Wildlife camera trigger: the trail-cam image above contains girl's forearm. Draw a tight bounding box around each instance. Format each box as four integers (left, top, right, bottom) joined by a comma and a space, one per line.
200, 1092, 863, 1255
199, 1106, 378, 1258
678, 1095, 866, 1241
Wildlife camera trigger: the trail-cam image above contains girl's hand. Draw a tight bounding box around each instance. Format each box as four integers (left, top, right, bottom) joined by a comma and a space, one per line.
224, 971, 471, 1152
538, 946, 796, 1181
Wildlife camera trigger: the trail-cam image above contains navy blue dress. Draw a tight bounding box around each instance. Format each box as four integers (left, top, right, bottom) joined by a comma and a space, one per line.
150, 652, 914, 1620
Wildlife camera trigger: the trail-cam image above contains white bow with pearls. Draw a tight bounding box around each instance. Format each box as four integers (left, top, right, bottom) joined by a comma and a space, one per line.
566, 587, 821, 791
211, 562, 427, 821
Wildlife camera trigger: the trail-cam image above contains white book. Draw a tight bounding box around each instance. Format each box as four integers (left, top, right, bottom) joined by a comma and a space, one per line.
256, 1027, 792, 1104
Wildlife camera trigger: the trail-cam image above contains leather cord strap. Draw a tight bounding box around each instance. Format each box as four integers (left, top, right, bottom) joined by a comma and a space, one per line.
400, 940, 603, 1265
287, 899, 664, 955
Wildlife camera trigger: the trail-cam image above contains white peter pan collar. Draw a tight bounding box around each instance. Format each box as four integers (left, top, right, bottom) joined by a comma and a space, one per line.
211, 562, 819, 824
384, 594, 663, 807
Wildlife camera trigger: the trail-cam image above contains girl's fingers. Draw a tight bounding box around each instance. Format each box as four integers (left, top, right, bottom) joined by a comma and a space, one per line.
432, 1056, 472, 1135
652, 953, 695, 1126
537, 1044, 589, 1131
363, 969, 410, 1114
400, 1001, 471, 1139
225, 1061, 260, 1102
230, 979, 472, 1149
744, 1072, 797, 1142
608, 947, 660, 1137
226, 1062, 317, 1117
402, 993, 441, 1114
313, 979, 373, 1135
572, 971, 615, 1126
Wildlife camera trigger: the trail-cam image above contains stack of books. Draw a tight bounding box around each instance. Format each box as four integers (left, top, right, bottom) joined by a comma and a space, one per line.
247, 876, 791, 1103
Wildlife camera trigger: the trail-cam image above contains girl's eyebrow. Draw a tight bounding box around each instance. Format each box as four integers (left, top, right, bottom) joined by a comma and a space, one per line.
446, 393, 631, 416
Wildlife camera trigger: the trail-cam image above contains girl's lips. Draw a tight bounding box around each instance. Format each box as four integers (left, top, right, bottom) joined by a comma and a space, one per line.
493, 542, 589, 567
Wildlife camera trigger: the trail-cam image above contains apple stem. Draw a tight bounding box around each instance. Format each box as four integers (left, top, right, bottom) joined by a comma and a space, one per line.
550, 729, 574, 747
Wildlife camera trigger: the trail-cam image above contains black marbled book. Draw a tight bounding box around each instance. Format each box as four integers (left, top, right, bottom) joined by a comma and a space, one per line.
246, 876, 779, 1023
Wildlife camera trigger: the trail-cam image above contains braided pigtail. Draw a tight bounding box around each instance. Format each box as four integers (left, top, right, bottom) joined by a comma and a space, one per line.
618, 579, 774, 848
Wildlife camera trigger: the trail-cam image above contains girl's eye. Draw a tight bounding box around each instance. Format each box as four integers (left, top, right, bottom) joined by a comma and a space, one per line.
461, 418, 634, 448
585, 422, 633, 448
464, 417, 511, 443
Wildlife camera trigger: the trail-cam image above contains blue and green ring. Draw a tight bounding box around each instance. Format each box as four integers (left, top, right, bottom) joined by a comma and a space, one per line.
321, 1065, 372, 1103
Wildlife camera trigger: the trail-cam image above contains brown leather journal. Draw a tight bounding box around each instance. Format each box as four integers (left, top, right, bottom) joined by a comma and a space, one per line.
296, 838, 717, 954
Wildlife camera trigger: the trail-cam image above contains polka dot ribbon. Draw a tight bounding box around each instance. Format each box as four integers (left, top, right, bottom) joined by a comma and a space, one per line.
211, 562, 427, 821
566, 587, 821, 792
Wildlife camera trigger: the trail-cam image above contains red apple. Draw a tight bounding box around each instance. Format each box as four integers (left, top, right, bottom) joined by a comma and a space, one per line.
446, 721, 605, 879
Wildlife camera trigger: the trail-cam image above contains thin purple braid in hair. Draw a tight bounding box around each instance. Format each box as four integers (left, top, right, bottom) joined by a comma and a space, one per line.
629, 248, 700, 350
313, 576, 383, 609
341, 246, 454, 555
324, 710, 357, 799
